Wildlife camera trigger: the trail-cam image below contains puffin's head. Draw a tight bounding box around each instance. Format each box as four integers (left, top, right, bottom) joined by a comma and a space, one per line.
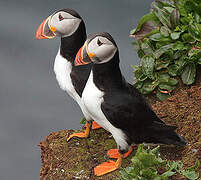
35, 8, 83, 39
74, 32, 118, 66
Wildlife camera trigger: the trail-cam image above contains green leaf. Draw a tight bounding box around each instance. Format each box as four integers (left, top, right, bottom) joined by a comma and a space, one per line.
134, 80, 144, 90
195, 13, 201, 23
140, 80, 159, 94
160, 26, 170, 37
132, 65, 147, 81
188, 23, 201, 41
167, 161, 180, 171
138, 49, 145, 58
142, 56, 155, 80
155, 39, 172, 49
161, 171, 176, 177
168, 78, 178, 86
153, 177, 162, 180
196, 41, 201, 48
137, 152, 156, 167
188, 48, 201, 58
152, 2, 171, 28
171, 32, 181, 40
120, 168, 130, 179
182, 33, 196, 43
150, 145, 160, 156
184, 1, 197, 14
141, 40, 154, 55
154, 44, 174, 59
159, 83, 176, 91
172, 41, 187, 51
181, 63, 196, 85
130, 28, 136, 35
131, 13, 159, 40
168, 64, 179, 76
156, 58, 170, 70
170, 9, 180, 29
156, 90, 170, 101
175, 57, 186, 73
158, 73, 170, 83
154, 0, 175, 9
164, 6, 175, 13
149, 33, 163, 41
187, 159, 200, 171
132, 13, 158, 34
173, 50, 185, 60
198, 58, 201, 65
182, 170, 200, 180
132, 41, 140, 51
80, 117, 87, 125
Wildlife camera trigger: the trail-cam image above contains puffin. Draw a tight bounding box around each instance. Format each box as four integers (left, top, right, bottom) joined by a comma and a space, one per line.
35, 8, 101, 140
74, 32, 186, 176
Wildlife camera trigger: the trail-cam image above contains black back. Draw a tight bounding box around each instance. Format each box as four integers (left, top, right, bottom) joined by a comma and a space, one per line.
92, 50, 186, 146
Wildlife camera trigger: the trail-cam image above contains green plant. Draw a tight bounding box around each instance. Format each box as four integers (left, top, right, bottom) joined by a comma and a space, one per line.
131, 0, 201, 101
119, 144, 200, 180
80, 117, 87, 125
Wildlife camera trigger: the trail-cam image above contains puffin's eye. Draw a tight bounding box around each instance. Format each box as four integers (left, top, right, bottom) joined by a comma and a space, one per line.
97, 38, 103, 46
59, 14, 64, 21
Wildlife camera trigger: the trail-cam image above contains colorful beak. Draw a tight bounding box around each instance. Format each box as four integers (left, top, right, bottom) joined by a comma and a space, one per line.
35, 16, 56, 40
74, 42, 95, 66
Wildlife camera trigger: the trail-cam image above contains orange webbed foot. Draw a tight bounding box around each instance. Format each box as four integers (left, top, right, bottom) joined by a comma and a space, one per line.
85, 121, 101, 130
107, 145, 134, 159
94, 156, 122, 176
66, 123, 91, 142
107, 149, 119, 159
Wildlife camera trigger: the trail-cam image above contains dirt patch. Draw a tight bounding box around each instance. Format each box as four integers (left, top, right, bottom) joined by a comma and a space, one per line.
39, 70, 201, 180
150, 69, 201, 179
39, 129, 135, 180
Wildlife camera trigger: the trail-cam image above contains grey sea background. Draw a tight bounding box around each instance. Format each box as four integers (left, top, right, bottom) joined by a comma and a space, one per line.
0, 0, 152, 179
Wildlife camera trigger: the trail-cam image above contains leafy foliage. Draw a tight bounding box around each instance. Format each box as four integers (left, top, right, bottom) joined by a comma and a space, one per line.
131, 0, 201, 101
119, 144, 200, 180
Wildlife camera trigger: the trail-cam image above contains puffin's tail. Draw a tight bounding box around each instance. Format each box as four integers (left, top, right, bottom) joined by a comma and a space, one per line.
140, 121, 186, 146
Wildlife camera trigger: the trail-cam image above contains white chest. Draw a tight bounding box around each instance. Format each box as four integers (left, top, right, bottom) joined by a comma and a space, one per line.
53, 49, 92, 120
53, 50, 79, 101
82, 71, 104, 122
82, 71, 129, 151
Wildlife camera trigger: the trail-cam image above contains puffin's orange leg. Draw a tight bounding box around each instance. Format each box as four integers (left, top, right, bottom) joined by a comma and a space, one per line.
85, 121, 101, 130
66, 123, 91, 142
94, 155, 122, 176
107, 145, 134, 159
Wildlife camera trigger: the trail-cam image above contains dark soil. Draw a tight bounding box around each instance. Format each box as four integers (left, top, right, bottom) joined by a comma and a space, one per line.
39, 70, 201, 180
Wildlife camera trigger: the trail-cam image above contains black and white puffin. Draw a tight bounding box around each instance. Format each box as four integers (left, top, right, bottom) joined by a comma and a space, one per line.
74, 32, 186, 176
35, 9, 101, 139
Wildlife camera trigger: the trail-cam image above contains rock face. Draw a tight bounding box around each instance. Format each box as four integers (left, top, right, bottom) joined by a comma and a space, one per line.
39, 129, 133, 180
39, 70, 201, 180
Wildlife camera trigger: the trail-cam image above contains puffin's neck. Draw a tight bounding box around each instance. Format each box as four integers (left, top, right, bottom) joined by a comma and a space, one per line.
92, 52, 125, 91
60, 21, 86, 63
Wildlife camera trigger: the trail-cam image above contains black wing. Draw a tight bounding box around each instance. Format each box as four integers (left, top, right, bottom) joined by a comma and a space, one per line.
101, 83, 163, 130
101, 83, 186, 146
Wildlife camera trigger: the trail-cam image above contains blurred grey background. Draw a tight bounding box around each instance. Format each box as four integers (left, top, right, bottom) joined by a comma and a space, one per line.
0, 0, 152, 179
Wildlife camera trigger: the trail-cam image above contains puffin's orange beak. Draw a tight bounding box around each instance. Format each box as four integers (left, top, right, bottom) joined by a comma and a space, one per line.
74, 42, 95, 66
35, 16, 56, 40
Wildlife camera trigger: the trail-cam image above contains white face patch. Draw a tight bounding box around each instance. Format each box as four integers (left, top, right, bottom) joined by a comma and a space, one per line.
50, 11, 81, 37
87, 36, 117, 64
